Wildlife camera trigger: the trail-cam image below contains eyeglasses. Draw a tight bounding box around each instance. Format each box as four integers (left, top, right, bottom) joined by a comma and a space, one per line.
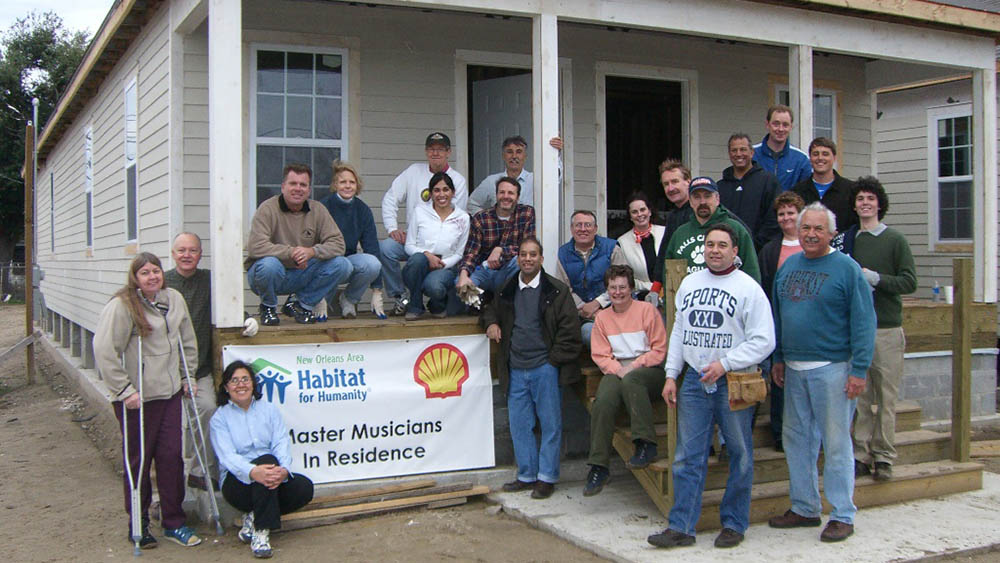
228, 376, 253, 385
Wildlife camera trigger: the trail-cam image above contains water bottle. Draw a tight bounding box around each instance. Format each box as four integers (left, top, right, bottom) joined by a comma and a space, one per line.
932, 280, 941, 302
702, 379, 717, 394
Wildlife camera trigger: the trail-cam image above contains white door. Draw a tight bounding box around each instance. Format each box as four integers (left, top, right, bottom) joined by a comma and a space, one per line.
471, 73, 532, 187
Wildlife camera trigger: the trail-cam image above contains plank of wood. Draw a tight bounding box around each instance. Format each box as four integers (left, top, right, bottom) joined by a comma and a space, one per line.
307, 482, 475, 510
971, 440, 1000, 458
283, 485, 490, 522
307, 479, 436, 506
0, 332, 40, 364
428, 498, 467, 509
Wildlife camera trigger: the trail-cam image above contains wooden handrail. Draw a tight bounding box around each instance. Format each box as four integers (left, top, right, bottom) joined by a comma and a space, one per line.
662, 259, 687, 507
951, 258, 972, 462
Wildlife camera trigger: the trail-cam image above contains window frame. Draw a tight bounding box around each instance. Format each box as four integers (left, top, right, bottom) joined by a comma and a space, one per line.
775, 84, 839, 143
124, 76, 139, 244
927, 102, 973, 250
249, 44, 349, 214
84, 125, 94, 251
50, 172, 55, 253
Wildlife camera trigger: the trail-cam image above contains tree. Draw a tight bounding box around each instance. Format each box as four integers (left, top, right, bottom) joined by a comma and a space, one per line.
0, 11, 89, 284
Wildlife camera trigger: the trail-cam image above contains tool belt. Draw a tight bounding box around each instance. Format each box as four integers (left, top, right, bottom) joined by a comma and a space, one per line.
727, 368, 766, 411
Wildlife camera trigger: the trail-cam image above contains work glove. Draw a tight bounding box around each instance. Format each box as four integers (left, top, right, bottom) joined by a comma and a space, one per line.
242, 317, 259, 337
371, 288, 387, 320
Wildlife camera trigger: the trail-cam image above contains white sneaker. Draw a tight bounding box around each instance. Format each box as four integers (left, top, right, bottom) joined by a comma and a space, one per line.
339, 293, 357, 319
251, 528, 272, 558
238, 512, 254, 544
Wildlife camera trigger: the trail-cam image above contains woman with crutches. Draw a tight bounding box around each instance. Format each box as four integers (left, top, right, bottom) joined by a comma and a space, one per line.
94, 252, 202, 550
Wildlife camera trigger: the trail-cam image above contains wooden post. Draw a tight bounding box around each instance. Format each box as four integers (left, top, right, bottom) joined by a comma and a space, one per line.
951, 258, 972, 462
788, 45, 813, 150
532, 13, 560, 258
662, 259, 687, 506
23, 124, 35, 385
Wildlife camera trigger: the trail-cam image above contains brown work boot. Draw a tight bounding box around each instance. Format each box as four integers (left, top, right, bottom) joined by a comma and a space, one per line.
530, 481, 555, 499
768, 509, 822, 528
501, 479, 536, 492
820, 520, 854, 542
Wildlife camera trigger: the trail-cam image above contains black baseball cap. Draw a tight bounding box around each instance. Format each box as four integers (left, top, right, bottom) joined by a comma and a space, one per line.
425, 132, 451, 148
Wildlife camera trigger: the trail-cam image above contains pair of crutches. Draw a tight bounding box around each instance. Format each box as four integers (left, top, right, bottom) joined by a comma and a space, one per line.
121, 337, 224, 557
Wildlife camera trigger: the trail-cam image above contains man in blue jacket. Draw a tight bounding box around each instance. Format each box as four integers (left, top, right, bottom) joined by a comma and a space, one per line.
768, 202, 876, 544
753, 105, 812, 192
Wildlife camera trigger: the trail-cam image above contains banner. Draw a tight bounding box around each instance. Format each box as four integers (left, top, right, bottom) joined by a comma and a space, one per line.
222, 334, 494, 484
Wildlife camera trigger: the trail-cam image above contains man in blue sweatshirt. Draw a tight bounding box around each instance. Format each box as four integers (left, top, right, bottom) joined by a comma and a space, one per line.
768, 202, 875, 544
753, 105, 812, 192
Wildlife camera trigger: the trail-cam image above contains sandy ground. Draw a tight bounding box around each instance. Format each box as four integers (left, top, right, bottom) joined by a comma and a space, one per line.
0, 304, 605, 562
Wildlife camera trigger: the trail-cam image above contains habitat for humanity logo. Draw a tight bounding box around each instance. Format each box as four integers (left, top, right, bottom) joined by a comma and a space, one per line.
250, 358, 293, 404
413, 343, 469, 399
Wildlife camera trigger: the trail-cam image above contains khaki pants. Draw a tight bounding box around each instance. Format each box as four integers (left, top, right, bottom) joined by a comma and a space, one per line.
853, 326, 905, 465
183, 375, 218, 479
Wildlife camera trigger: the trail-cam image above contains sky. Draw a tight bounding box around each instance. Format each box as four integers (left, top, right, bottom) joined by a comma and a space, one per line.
1, 0, 115, 38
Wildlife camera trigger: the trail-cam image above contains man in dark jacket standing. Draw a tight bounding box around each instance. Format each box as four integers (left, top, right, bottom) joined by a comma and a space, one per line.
792, 137, 857, 233
482, 237, 582, 500
718, 133, 781, 251
652, 159, 695, 296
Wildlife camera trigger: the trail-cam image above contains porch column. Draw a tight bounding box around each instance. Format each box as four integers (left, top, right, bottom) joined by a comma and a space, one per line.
789, 45, 813, 148
532, 13, 561, 258
208, 0, 244, 328
972, 67, 998, 303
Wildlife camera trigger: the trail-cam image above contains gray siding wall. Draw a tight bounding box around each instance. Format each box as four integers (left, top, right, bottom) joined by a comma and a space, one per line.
182, 23, 210, 257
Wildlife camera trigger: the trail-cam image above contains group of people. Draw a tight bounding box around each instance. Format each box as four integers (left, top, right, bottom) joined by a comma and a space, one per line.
489, 104, 916, 551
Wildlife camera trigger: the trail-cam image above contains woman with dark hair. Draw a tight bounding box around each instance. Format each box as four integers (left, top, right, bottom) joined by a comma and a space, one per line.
94, 252, 200, 549
401, 171, 470, 319
616, 192, 666, 301
210, 361, 314, 558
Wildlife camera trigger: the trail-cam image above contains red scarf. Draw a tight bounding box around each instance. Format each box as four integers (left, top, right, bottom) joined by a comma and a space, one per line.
633, 227, 652, 244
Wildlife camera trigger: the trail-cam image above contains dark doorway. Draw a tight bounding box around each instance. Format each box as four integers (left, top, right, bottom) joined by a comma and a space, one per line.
605, 76, 682, 238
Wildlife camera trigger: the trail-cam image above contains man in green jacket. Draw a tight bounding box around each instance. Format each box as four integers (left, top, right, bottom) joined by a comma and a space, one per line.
661, 177, 761, 283
849, 176, 917, 482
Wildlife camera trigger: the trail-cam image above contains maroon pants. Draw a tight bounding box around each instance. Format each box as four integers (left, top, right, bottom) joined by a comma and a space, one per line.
113, 391, 186, 530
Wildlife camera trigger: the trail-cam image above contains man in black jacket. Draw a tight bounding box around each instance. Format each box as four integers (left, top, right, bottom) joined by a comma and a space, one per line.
717, 133, 781, 251
482, 237, 582, 500
792, 137, 857, 233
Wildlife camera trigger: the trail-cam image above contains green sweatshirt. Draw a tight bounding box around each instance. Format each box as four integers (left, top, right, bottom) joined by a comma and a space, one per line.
662, 205, 761, 284
851, 225, 916, 328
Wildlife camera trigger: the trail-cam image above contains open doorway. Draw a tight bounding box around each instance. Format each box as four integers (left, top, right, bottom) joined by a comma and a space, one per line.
467, 65, 532, 189
604, 76, 682, 238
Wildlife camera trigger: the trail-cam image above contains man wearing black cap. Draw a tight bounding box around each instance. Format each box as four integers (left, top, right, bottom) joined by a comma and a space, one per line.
379, 132, 469, 314
661, 176, 761, 283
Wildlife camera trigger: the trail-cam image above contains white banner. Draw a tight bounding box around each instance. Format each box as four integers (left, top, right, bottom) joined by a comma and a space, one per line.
222, 334, 495, 484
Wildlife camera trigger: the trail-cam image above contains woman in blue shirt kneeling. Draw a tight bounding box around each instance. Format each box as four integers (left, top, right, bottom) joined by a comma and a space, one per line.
210, 360, 314, 558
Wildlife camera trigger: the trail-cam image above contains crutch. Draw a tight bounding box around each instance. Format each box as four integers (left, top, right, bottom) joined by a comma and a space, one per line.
177, 342, 225, 536
122, 336, 146, 556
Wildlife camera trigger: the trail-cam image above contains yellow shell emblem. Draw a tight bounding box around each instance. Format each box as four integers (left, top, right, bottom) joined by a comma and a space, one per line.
413, 343, 469, 399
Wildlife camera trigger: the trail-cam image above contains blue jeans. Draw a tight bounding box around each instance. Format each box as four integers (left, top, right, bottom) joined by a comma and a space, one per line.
508, 363, 562, 484
469, 257, 519, 293
668, 367, 754, 535
581, 320, 594, 347
326, 253, 382, 305
783, 361, 857, 524
247, 256, 350, 309
379, 238, 408, 298
401, 253, 457, 315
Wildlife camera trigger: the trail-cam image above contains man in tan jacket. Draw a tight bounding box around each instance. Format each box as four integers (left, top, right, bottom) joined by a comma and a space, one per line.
246, 163, 347, 325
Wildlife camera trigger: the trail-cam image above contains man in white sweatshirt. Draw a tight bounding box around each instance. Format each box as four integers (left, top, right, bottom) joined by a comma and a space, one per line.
379, 132, 469, 314
648, 223, 775, 551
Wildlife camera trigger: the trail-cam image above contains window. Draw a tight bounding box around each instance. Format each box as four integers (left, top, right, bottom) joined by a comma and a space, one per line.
84, 126, 93, 249
250, 46, 348, 207
124, 78, 138, 242
777, 86, 837, 141
927, 104, 973, 246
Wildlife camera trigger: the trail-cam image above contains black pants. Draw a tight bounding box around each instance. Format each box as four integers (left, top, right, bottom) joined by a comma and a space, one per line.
221, 454, 314, 530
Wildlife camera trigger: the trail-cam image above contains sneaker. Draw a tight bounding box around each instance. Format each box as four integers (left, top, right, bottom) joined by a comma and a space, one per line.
647, 528, 695, 548
582, 465, 610, 497
239, 512, 255, 544
340, 293, 357, 319
282, 300, 316, 324
251, 528, 272, 558
855, 459, 872, 477
370, 289, 387, 319
501, 480, 536, 492
873, 461, 893, 482
628, 440, 658, 469
714, 527, 744, 548
163, 525, 202, 547
404, 310, 423, 321
391, 296, 409, 316
259, 305, 280, 326
530, 481, 555, 499
820, 520, 854, 542
768, 509, 822, 528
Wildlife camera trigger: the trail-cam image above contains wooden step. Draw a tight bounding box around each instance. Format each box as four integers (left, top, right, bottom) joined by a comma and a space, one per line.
696, 459, 983, 531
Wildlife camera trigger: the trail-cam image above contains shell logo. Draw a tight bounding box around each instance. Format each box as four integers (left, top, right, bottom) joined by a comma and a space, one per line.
413, 343, 470, 399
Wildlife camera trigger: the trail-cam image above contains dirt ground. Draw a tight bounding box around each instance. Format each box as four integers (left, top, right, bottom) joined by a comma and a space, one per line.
4, 302, 1000, 562
0, 304, 605, 562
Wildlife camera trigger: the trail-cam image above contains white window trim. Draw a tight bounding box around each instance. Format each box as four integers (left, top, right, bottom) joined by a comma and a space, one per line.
248, 44, 349, 215
49, 172, 55, 254
124, 76, 139, 244
84, 125, 94, 250
927, 102, 973, 250
775, 84, 838, 142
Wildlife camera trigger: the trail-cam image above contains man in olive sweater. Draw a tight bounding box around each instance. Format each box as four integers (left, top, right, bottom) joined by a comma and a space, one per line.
848, 177, 916, 482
